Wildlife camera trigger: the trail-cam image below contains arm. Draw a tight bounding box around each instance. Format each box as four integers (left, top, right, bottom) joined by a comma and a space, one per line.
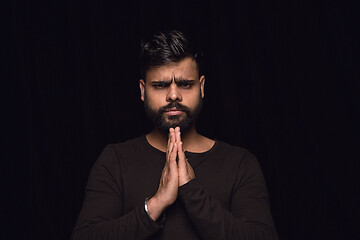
73, 129, 180, 240
178, 153, 278, 240
72, 145, 162, 240
175, 128, 278, 240
146, 128, 179, 221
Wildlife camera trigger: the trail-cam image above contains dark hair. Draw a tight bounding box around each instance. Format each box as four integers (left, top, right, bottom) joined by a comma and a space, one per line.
139, 30, 203, 79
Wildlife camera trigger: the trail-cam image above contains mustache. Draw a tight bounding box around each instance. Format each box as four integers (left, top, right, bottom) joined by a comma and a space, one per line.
158, 102, 190, 114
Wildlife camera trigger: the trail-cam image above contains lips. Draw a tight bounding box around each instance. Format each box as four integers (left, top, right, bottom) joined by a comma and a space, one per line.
165, 107, 184, 116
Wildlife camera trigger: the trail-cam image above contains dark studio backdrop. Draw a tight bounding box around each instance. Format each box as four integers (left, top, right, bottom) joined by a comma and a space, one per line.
3, 0, 359, 239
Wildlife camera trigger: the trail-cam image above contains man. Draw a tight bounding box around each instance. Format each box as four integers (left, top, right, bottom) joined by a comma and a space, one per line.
72, 30, 278, 240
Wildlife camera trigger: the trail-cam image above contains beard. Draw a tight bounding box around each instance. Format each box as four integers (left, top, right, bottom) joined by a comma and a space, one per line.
144, 96, 203, 134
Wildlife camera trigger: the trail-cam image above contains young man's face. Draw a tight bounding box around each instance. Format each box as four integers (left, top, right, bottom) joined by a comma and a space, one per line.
140, 57, 205, 133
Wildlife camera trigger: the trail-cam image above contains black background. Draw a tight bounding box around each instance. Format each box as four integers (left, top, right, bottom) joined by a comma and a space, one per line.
3, 0, 359, 239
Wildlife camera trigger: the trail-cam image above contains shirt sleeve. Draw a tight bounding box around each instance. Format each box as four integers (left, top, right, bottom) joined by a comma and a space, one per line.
178, 151, 278, 240
72, 145, 162, 240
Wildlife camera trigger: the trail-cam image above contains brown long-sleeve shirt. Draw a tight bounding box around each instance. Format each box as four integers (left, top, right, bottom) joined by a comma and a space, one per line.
72, 136, 278, 240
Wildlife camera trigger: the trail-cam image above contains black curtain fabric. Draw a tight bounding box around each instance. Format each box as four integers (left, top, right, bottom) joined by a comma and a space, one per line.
3, 0, 359, 239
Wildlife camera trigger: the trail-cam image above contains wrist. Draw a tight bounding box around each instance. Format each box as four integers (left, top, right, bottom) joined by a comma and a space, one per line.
147, 195, 166, 221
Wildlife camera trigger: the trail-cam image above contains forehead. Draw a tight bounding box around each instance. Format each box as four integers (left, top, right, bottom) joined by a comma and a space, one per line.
145, 57, 199, 82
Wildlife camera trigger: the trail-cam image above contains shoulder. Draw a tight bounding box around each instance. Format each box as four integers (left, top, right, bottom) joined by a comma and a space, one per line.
94, 135, 146, 166
213, 140, 261, 170
215, 140, 255, 159
88, 135, 148, 179
214, 141, 265, 184
105, 135, 146, 155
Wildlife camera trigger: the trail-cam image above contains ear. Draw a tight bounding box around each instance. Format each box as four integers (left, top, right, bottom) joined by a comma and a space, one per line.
139, 79, 145, 102
199, 75, 205, 98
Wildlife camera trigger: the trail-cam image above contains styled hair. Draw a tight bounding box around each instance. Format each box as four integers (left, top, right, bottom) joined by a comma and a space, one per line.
139, 30, 203, 79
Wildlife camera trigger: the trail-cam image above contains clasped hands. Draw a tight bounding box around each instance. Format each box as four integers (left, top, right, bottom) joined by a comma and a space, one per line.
147, 127, 195, 221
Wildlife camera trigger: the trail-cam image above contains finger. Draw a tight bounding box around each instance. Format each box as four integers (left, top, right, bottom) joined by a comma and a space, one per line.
186, 161, 195, 177
169, 128, 175, 144
186, 160, 192, 171
177, 141, 187, 170
166, 129, 175, 158
170, 128, 176, 144
175, 127, 181, 143
169, 142, 178, 171
170, 142, 177, 161
167, 129, 172, 146
166, 142, 174, 163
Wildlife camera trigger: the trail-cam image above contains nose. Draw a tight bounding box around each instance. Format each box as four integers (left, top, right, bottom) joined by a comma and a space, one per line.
166, 82, 182, 102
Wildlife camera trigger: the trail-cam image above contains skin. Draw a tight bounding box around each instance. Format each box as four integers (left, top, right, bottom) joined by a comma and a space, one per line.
139, 57, 215, 221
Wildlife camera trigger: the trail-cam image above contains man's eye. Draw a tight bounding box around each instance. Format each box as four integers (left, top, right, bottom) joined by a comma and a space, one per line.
153, 83, 167, 88
179, 82, 192, 88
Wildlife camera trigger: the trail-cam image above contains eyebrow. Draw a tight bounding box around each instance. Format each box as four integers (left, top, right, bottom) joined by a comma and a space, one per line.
151, 78, 196, 84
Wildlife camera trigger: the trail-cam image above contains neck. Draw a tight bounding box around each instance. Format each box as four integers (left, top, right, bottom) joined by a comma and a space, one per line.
146, 124, 200, 152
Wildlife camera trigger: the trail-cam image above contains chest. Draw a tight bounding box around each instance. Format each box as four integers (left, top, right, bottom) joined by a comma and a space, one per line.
119, 154, 239, 214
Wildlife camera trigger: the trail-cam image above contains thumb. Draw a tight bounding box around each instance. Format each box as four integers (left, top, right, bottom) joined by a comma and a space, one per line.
177, 142, 187, 171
